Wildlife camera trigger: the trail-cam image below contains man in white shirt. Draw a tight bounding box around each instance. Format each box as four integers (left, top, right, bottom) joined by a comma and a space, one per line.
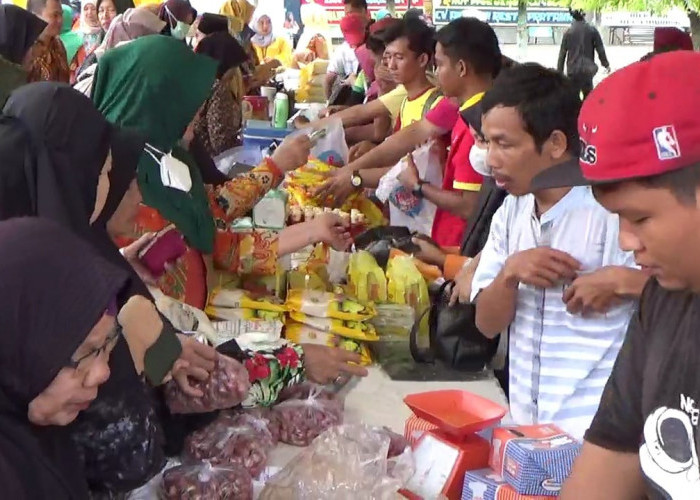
470, 63, 648, 439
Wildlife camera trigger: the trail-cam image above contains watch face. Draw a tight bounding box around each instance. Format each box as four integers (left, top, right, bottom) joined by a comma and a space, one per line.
351, 175, 362, 188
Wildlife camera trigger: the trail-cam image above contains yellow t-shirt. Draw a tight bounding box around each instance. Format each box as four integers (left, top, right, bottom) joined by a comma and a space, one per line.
398, 87, 443, 129
253, 37, 293, 68
378, 85, 408, 123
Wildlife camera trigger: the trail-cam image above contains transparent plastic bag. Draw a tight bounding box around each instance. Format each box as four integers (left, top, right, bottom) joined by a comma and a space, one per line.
184, 413, 273, 479
259, 424, 415, 500
272, 386, 344, 446
227, 408, 280, 446
164, 354, 250, 414
161, 461, 253, 500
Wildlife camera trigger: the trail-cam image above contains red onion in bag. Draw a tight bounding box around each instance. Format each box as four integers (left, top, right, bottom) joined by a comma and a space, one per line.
278, 383, 337, 404
227, 408, 280, 445
184, 414, 272, 479
377, 426, 410, 458
164, 354, 250, 414
272, 388, 344, 446
161, 461, 252, 500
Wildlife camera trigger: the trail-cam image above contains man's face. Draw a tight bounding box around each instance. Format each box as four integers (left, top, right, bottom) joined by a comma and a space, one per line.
482, 105, 555, 196
434, 42, 463, 98
42, 0, 64, 38
385, 37, 425, 86
344, 5, 368, 18
594, 182, 700, 291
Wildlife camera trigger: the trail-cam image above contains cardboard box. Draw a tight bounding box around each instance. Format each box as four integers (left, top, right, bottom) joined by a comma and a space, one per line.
462, 469, 553, 500
404, 414, 438, 446
489, 425, 580, 496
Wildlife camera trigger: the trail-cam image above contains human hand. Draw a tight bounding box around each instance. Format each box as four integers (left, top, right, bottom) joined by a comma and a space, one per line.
301, 343, 369, 385
503, 247, 580, 289
450, 257, 477, 305
171, 335, 218, 397
313, 213, 352, 251
314, 167, 356, 207
563, 267, 623, 315
348, 140, 375, 162
397, 153, 420, 190
411, 236, 446, 268
604, 66, 611, 75
320, 105, 348, 118
120, 233, 158, 285
271, 133, 312, 173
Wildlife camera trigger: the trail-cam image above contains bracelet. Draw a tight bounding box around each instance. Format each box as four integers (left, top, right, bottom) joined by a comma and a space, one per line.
264, 157, 284, 181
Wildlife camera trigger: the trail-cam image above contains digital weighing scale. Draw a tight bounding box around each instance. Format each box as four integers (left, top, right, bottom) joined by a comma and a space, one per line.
400, 390, 507, 500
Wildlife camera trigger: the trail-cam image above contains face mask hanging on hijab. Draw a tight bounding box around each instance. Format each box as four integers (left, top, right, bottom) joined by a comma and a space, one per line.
166, 6, 190, 40
469, 145, 491, 177
144, 143, 192, 192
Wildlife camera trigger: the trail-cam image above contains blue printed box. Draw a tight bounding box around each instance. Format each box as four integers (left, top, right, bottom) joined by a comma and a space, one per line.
462, 469, 552, 500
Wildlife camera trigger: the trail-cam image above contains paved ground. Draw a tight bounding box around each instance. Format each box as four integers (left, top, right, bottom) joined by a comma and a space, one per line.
500, 43, 653, 85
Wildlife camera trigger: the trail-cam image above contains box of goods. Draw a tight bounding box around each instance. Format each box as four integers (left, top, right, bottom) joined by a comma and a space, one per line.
462, 469, 554, 500
490, 425, 581, 496
403, 414, 438, 446
253, 189, 288, 231
242, 120, 294, 151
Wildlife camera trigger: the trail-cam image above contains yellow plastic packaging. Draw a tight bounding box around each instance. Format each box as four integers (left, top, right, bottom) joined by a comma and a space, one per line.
288, 312, 379, 341
285, 323, 372, 365
386, 255, 430, 333
207, 307, 285, 322
207, 288, 287, 315
286, 289, 376, 321
348, 251, 387, 304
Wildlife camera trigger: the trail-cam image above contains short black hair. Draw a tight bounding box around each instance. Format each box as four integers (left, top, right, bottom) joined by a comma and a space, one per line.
28, 0, 49, 14
436, 17, 502, 78
383, 17, 436, 59
344, 0, 367, 9
482, 63, 581, 155
569, 8, 585, 22
594, 163, 700, 205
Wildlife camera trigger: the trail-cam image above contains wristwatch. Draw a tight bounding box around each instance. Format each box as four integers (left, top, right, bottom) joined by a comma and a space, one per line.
412, 180, 426, 198
350, 170, 363, 189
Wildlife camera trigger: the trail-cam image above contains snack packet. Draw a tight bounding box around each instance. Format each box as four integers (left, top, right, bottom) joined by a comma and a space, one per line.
286, 289, 376, 321
285, 323, 373, 365
386, 255, 430, 333
271, 386, 344, 446
288, 311, 379, 341
208, 288, 287, 313
161, 461, 253, 500
164, 354, 250, 414
348, 251, 388, 304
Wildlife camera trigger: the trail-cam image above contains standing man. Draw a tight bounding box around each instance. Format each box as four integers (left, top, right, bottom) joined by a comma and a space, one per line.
557, 9, 609, 99
537, 51, 700, 500
27, 0, 69, 83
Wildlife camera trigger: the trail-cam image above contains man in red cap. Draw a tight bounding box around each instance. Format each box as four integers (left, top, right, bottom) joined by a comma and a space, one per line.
531, 51, 700, 499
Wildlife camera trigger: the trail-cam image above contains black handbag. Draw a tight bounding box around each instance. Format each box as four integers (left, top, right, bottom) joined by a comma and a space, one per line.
410, 280, 499, 372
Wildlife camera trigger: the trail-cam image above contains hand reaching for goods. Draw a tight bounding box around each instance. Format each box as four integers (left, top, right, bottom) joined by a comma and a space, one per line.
271, 133, 312, 173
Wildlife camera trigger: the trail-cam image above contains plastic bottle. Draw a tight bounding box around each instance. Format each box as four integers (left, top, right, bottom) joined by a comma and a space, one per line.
273, 92, 289, 129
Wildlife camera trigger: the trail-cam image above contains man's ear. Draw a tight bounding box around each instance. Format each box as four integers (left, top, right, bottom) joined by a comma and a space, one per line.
457, 59, 468, 78
546, 130, 569, 161
418, 53, 430, 69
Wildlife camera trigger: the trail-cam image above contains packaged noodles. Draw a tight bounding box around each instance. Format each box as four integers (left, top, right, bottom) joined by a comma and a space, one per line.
288, 311, 379, 342
386, 256, 430, 334
285, 323, 372, 366
208, 288, 287, 313
348, 251, 387, 304
286, 289, 376, 321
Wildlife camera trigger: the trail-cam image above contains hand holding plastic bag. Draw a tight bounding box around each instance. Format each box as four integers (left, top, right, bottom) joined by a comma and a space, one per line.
259, 424, 414, 500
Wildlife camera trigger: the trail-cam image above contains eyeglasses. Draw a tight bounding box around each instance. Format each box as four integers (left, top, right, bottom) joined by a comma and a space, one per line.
66, 324, 122, 371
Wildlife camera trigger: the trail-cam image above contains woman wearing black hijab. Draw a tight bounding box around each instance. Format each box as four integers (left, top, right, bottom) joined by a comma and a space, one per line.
0, 5, 47, 104
0, 217, 129, 499
0, 82, 217, 494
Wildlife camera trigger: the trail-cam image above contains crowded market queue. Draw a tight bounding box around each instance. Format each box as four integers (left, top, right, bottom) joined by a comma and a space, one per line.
0, 0, 699, 498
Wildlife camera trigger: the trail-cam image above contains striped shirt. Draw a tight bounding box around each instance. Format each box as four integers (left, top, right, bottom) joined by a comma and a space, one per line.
471, 186, 636, 439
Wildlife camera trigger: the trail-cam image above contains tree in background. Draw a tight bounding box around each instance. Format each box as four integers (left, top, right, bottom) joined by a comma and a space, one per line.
571, 0, 700, 48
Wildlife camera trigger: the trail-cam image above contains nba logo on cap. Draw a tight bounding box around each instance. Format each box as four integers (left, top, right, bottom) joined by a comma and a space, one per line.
653, 125, 681, 160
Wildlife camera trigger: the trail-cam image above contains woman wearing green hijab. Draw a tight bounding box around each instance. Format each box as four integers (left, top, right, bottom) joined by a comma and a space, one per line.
91, 35, 369, 406
60, 4, 84, 82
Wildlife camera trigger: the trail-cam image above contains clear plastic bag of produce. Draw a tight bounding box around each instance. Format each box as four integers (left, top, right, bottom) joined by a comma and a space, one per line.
184, 413, 273, 479
259, 424, 414, 500
161, 461, 253, 500
271, 386, 344, 446
226, 408, 280, 446
164, 353, 251, 414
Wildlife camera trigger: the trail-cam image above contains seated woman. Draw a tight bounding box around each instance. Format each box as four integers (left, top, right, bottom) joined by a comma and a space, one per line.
192, 31, 247, 162
0, 5, 45, 104
250, 11, 292, 69
0, 217, 130, 499
158, 0, 197, 40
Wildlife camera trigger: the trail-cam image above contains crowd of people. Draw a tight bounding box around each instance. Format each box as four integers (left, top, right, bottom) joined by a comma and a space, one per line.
0, 0, 699, 497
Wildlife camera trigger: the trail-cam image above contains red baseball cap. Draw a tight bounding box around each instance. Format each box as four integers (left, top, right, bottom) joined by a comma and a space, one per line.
340, 14, 367, 47
532, 51, 700, 190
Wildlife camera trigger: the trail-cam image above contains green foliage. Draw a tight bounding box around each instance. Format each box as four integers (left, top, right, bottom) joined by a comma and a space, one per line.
568, 0, 700, 14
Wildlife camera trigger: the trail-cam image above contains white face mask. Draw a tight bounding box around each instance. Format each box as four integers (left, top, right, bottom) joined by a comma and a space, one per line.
469, 145, 490, 177
167, 7, 190, 40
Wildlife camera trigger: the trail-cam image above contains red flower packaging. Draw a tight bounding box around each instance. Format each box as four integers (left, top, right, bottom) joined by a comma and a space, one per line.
164, 353, 251, 414
161, 461, 253, 500
272, 386, 344, 446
